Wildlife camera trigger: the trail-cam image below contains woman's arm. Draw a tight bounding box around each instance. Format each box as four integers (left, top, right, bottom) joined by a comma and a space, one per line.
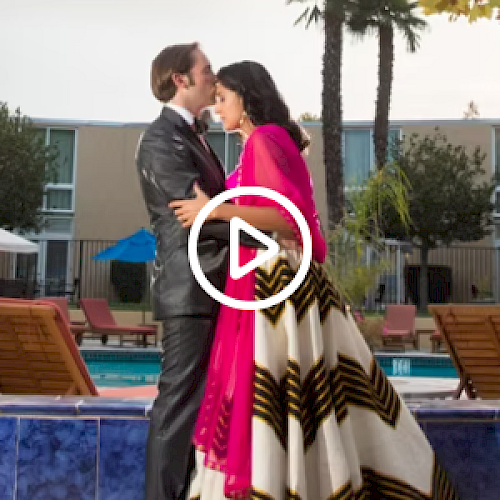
168, 183, 295, 237
212, 203, 294, 237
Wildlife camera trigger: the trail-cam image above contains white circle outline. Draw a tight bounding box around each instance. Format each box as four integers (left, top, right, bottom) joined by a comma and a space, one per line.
188, 186, 312, 311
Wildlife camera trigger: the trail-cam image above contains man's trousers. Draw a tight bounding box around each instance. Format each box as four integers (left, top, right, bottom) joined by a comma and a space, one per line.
144, 315, 217, 500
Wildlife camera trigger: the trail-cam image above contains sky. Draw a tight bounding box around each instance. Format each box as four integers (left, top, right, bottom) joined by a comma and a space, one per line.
2, 0, 500, 124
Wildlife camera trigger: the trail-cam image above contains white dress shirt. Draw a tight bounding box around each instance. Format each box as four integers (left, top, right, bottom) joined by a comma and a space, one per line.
165, 102, 210, 151
165, 102, 195, 127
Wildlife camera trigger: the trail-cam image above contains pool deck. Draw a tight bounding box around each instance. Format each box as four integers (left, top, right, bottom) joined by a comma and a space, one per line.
98, 375, 460, 400
84, 314, 457, 401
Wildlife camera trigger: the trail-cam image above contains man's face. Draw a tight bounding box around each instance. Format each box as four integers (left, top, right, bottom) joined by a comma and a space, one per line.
185, 49, 216, 113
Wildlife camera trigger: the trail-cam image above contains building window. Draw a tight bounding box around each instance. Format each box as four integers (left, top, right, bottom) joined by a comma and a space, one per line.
206, 131, 225, 165
205, 130, 242, 174
343, 129, 371, 186
343, 128, 400, 187
38, 128, 76, 213
495, 128, 500, 178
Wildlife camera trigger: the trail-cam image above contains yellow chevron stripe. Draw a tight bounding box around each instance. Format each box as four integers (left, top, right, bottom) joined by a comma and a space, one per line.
255, 259, 345, 326
251, 486, 275, 500
246, 457, 458, 500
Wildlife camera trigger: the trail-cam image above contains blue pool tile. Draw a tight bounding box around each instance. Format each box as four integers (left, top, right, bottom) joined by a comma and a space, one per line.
425, 420, 500, 500
410, 399, 500, 421
0, 395, 81, 416
99, 419, 149, 500
77, 398, 150, 417
0, 417, 17, 500
16, 418, 97, 500
415, 406, 498, 421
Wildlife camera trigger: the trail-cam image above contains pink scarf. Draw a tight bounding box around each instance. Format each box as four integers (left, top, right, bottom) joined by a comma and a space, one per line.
192, 124, 326, 497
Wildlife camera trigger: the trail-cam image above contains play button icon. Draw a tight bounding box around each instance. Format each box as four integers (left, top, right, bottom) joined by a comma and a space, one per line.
188, 186, 312, 310
229, 217, 280, 280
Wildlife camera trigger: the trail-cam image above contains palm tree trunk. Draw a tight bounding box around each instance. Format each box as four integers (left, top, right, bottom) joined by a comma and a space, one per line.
374, 24, 394, 170
323, 7, 344, 229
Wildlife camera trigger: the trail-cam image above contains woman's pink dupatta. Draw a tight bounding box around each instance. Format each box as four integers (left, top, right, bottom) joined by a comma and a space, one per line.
192, 124, 326, 498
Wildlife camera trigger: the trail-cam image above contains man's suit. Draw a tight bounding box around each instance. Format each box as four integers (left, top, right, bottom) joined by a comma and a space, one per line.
137, 106, 230, 500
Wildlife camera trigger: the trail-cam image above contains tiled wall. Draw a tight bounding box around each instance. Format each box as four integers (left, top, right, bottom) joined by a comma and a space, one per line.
0, 396, 150, 500
412, 399, 500, 500
0, 396, 499, 499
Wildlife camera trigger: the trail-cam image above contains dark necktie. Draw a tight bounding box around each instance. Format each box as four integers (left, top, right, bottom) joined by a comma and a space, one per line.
191, 121, 209, 151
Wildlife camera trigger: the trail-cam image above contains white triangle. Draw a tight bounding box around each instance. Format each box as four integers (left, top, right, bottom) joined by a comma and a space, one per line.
229, 217, 280, 280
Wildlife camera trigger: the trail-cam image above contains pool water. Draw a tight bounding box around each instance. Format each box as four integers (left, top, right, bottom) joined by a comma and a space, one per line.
376, 354, 457, 378
82, 351, 458, 388
88, 360, 159, 387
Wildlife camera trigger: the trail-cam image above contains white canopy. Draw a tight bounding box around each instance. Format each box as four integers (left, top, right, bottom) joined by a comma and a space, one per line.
0, 228, 38, 254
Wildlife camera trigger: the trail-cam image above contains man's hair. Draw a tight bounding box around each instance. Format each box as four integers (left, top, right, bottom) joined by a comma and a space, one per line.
150, 42, 199, 102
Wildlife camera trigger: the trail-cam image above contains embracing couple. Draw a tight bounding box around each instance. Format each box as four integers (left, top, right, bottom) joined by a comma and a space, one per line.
136, 43, 460, 500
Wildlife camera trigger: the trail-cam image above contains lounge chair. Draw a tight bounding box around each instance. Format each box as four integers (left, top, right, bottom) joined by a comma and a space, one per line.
381, 304, 417, 350
42, 297, 90, 345
79, 298, 158, 347
430, 330, 444, 353
0, 298, 98, 395
429, 304, 500, 399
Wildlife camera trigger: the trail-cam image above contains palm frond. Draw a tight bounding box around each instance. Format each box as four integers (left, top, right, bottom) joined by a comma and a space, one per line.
325, 163, 411, 307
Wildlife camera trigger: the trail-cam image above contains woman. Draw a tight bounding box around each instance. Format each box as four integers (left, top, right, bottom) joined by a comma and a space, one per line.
169, 62, 459, 500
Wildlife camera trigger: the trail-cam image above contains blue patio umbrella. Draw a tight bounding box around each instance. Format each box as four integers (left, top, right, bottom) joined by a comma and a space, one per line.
92, 228, 155, 324
92, 228, 155, 263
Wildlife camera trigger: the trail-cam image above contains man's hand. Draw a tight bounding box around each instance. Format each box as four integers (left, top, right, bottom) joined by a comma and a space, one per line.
169, 182, 211, 228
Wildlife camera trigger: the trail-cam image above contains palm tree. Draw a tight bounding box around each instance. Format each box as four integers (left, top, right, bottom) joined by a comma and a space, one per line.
347, 0, 426, 169
287, 1, 346, 229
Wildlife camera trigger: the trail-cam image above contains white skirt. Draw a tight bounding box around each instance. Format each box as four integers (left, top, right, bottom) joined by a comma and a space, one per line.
189, 253, 459, 500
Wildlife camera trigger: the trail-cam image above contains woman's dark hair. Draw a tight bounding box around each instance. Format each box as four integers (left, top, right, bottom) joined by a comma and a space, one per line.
216, 61, 310, 152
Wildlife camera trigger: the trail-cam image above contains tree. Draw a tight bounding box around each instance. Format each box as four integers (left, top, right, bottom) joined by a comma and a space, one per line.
383, 130, 495, 311
287, 0, 346, 229
347, 0, 426, 169
298, 111, 321, 121
0, 102, 58, 232
327, 162, 410, 308
463, 100, 480, 119
419, 0, 500, 21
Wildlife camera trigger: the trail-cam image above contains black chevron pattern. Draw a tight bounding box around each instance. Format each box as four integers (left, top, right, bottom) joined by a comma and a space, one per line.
251, 487, 275, 500
302, 356, 334, 450
246, 461, 460, 500
254, 258, 344, 326
254, 353, 402, 456
432, 461, 461, 499
331, 354, 401, 427
253, 364, 286, 449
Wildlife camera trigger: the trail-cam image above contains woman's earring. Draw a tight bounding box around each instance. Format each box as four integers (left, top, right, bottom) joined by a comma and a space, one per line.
239, 111, 247, 128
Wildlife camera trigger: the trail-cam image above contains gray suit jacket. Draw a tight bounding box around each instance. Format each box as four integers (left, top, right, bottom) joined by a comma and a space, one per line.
136, 106, 230, 319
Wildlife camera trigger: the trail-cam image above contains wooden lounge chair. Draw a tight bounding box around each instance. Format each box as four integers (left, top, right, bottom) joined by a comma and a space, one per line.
0, 298, 98, 395
42, 297, 90, 346
79, 298, 157, 347
429, 304, 500, 399
430, 330, 444, 353
381, 304, 418, 350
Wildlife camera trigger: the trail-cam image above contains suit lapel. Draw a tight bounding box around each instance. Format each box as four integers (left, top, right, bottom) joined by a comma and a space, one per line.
161, 107, 225, 187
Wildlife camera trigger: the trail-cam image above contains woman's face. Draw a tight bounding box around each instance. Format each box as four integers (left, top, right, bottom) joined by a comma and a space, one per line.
213, 82, 244, 132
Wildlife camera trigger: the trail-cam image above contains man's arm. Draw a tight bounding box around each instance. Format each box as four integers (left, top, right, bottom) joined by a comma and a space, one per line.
138, 134, 198, 209
198, 221, 269, 248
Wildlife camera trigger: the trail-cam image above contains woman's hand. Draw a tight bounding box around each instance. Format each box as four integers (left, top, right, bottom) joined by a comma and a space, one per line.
168, 183, 211, 228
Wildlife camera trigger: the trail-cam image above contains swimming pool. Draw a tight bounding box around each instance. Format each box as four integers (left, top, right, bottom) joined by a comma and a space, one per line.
81, 350, 458, 387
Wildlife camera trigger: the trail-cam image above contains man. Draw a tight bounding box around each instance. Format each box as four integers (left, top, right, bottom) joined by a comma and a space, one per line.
136, 43, 257, 500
